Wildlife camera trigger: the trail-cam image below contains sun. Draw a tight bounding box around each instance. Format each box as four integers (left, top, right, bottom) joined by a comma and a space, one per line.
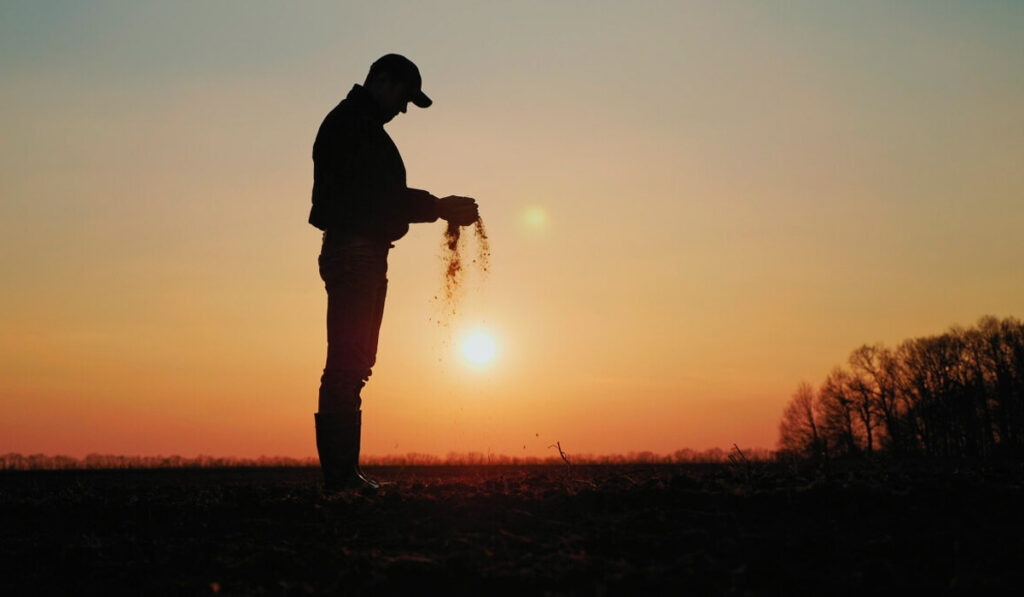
461, 331, 497, 365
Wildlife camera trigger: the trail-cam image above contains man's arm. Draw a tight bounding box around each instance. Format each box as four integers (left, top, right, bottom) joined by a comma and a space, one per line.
313, 110, 478, 231
399, 190, 478, 226
400, 188, 441, 223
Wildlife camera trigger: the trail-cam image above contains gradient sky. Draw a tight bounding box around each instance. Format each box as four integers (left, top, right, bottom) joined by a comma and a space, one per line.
2, 1, 1023, 459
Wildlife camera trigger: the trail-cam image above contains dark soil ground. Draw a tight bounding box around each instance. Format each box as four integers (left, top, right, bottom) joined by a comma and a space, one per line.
2, 461, 1023, 595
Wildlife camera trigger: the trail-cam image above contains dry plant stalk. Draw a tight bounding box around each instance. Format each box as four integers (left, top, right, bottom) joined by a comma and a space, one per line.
549, 441, 573, 479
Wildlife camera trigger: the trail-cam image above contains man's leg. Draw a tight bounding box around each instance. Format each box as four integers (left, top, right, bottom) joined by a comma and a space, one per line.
315, 239, 389, 490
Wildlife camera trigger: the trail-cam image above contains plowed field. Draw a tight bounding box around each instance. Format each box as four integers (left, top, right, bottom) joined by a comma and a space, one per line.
3, 463, 1022, 595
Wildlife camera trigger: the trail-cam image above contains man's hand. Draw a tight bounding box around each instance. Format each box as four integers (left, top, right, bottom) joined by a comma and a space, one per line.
437, 195, 479, 226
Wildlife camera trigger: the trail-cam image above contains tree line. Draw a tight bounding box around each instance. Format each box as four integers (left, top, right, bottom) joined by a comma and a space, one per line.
0, 448, 778, 471
778, 315, 1024, 460
0, 454, 318, 471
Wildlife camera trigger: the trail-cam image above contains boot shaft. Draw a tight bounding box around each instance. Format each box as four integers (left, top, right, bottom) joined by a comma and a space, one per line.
314, 412, 361, 490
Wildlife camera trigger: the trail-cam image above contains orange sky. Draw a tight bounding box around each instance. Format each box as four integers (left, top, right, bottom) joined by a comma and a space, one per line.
2, 2, 1023, 459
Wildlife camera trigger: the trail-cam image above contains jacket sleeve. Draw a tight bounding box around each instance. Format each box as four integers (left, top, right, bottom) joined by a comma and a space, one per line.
310, 117, 438, 230
400, 188, 439, 223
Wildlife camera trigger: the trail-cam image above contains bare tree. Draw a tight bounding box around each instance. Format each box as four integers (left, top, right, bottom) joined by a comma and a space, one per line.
848, 345, 886, 455
818, 367, 862, 456
778, 382, 824, 459
780, 315, 1024, 461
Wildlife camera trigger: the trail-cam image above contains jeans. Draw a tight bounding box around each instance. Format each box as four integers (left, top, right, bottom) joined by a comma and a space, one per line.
317, 234, 391, 415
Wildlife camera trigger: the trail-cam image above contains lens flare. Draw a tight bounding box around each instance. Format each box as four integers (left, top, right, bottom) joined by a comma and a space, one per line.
522, 205, 548, 231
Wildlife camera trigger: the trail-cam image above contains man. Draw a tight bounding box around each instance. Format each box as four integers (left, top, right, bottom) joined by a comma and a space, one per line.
309, 54, 478, 490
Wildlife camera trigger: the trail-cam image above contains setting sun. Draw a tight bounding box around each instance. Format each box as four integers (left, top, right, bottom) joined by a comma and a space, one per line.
461, 331, 497, 365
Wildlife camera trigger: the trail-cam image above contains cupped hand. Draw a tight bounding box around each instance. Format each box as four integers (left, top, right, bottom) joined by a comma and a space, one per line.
437, 195, 479, 226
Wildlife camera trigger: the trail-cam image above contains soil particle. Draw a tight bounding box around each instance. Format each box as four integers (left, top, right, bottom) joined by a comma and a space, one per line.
439, 217, 490, 320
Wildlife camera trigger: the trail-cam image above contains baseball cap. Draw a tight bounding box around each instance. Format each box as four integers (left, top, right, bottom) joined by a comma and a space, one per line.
367, 54, 432, 108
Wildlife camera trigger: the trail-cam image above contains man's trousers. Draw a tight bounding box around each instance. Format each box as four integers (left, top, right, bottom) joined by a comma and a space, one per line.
317, 234, 390, 415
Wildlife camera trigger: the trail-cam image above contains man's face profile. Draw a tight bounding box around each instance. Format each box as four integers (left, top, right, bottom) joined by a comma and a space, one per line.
372, 75, 412, 123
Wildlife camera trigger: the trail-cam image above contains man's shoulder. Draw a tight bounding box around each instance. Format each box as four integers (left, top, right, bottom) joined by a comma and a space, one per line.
322, 98, 373, 133
315, 99, 375, 155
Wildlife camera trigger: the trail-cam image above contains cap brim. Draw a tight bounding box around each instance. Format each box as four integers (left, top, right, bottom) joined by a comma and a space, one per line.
411, 90, 432, 108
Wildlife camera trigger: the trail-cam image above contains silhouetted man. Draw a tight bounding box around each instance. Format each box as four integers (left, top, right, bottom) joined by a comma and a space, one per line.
309, 54, 478, 490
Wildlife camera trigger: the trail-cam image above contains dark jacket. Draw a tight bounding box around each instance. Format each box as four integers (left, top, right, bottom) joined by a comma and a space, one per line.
309, 85, 438, 241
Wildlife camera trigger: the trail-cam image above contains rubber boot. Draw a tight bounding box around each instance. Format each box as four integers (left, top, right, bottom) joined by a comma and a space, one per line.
314, 412, 381, 491
348, 411, 384, 488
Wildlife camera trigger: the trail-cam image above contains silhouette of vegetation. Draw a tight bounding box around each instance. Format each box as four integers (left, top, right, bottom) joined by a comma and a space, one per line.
0, 448, 777, 471
778, 315, 1024, 461
0, 453, 319, 471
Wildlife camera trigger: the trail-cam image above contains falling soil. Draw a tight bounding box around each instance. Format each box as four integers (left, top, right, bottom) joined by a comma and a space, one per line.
439, 217, 489, 315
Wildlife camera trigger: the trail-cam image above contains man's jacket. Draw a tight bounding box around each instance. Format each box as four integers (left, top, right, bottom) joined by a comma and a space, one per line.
309, 84, 438, 241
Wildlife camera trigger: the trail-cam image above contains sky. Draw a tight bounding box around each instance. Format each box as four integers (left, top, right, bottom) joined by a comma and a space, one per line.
2, 1, 1023, 459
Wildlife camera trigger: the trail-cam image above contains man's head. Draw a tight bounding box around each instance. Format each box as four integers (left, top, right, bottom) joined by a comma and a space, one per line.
364, 54, 432, 123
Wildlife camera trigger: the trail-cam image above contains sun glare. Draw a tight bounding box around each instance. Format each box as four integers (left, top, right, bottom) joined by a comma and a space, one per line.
461, 331, 497, 365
